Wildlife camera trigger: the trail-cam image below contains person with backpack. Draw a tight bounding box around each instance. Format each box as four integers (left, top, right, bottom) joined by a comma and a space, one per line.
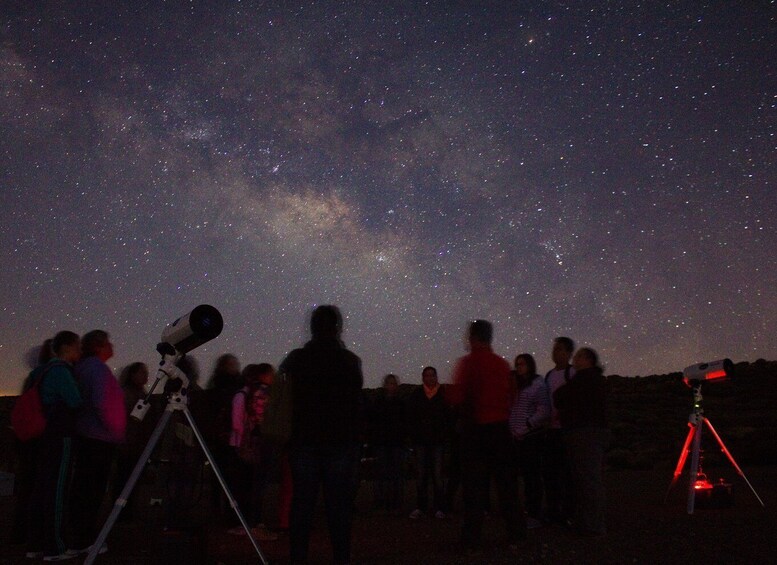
229, 363, 279, 541
543, 336, 576, 526
10, 339, 54, 548
25, 330, 83, 561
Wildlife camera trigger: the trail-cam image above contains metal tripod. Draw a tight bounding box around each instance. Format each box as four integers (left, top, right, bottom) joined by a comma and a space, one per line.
84, 351, 268, 564
664, 381, 765, 514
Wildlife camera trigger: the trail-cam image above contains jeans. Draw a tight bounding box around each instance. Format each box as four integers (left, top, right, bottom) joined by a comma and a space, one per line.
459, 422, 526, 548
563, 427, 611, 534
543, 428, 573, 522
515, 431, 546, 519
229, 443, 276, 527
12, 438, 39, 544
373, 445, 404, 511
69, 436, 117, 549
248, 442, 276, 526
27, 432, 72, 556
289, 444, 358, 564
415, 444, 444, 513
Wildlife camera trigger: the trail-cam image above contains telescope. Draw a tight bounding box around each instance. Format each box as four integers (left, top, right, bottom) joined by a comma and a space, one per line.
667, 357, 765, 514
682, 358, 733, 385
85, 304, 270, 565
160, 304, 223, 354
131, 304, 223, 421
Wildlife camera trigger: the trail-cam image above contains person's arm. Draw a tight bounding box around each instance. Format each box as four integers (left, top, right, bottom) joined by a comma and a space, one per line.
351, 354, 364, 391
100, 372, 127, 441
231, 391, 246, 447
508, 389, 524, 436
529, 380, 551, 429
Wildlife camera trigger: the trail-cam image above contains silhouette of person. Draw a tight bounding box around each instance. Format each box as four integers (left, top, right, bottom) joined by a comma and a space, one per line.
554, 347, 610, 536
281, 305, 363, 565
112, 362, 150, 520
407, 366, 450, 519
543, 336, 576, 524
369, 373, 406, 513
206, 353, 242, 521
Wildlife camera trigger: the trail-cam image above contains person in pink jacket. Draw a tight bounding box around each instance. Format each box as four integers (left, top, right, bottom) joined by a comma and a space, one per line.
69, 330, 126, 556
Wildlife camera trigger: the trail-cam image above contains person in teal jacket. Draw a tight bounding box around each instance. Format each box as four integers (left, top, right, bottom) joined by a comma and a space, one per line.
26, 330, 82, 561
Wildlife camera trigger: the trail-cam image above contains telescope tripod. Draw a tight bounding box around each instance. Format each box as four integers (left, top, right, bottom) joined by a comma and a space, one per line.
664, 382, 764, 514
85, 351, 268, 564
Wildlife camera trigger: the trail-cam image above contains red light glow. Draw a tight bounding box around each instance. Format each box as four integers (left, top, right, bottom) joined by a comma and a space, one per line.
694, 479, 713, 490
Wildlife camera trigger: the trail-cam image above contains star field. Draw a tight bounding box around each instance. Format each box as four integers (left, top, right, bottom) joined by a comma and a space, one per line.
1, 2, 775, 393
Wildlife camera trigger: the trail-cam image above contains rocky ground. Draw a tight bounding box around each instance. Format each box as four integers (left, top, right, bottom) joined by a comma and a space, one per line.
2, 462, 775, 564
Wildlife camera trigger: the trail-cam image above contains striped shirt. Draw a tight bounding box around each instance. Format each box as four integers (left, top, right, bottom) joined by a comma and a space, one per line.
509, 376, 551, 439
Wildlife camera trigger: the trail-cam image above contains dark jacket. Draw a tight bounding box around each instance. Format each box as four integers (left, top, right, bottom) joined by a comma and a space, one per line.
369, 392, 407, 447
553, 366, 608, 430
406, 386, 450, 446
280, 337, 363, 447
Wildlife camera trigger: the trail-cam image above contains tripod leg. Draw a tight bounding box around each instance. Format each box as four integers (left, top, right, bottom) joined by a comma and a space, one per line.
664, 424, 696, 503
181, 407, 269, 565
686, 418, 704, 514
84, 407, 175, 565
703, 418, 765, 507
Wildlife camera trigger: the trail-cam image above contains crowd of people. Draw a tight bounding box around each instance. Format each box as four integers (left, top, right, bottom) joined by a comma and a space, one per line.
12, 330, 128, 561
9, 306, 610, 564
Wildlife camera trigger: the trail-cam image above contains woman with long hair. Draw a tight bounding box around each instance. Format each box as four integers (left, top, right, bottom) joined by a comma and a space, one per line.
508, 353, 551, 528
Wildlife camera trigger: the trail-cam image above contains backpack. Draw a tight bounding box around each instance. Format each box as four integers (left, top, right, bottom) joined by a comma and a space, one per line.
10, 361, 65, 441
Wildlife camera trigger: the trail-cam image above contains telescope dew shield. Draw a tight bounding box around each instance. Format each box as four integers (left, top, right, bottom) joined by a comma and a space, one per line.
682, 358, 733, 384
161, 304, 224, 354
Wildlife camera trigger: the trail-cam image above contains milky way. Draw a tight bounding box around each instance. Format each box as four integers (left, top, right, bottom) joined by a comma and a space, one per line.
1, 2, 775, 393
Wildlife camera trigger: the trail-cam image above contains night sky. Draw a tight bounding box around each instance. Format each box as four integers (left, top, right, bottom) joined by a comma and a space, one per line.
1, 2, 775, 394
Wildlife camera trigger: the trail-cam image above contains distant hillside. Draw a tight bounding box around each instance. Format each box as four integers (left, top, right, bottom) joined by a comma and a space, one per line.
605, 359, 777, 468
2, 360, 776, 473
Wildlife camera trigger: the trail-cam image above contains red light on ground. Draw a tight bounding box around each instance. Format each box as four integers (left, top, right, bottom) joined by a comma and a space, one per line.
694, 476, 713, 490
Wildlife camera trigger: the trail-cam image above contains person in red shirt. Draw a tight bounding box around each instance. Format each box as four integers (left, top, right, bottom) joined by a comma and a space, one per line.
447, 320, 526, 554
